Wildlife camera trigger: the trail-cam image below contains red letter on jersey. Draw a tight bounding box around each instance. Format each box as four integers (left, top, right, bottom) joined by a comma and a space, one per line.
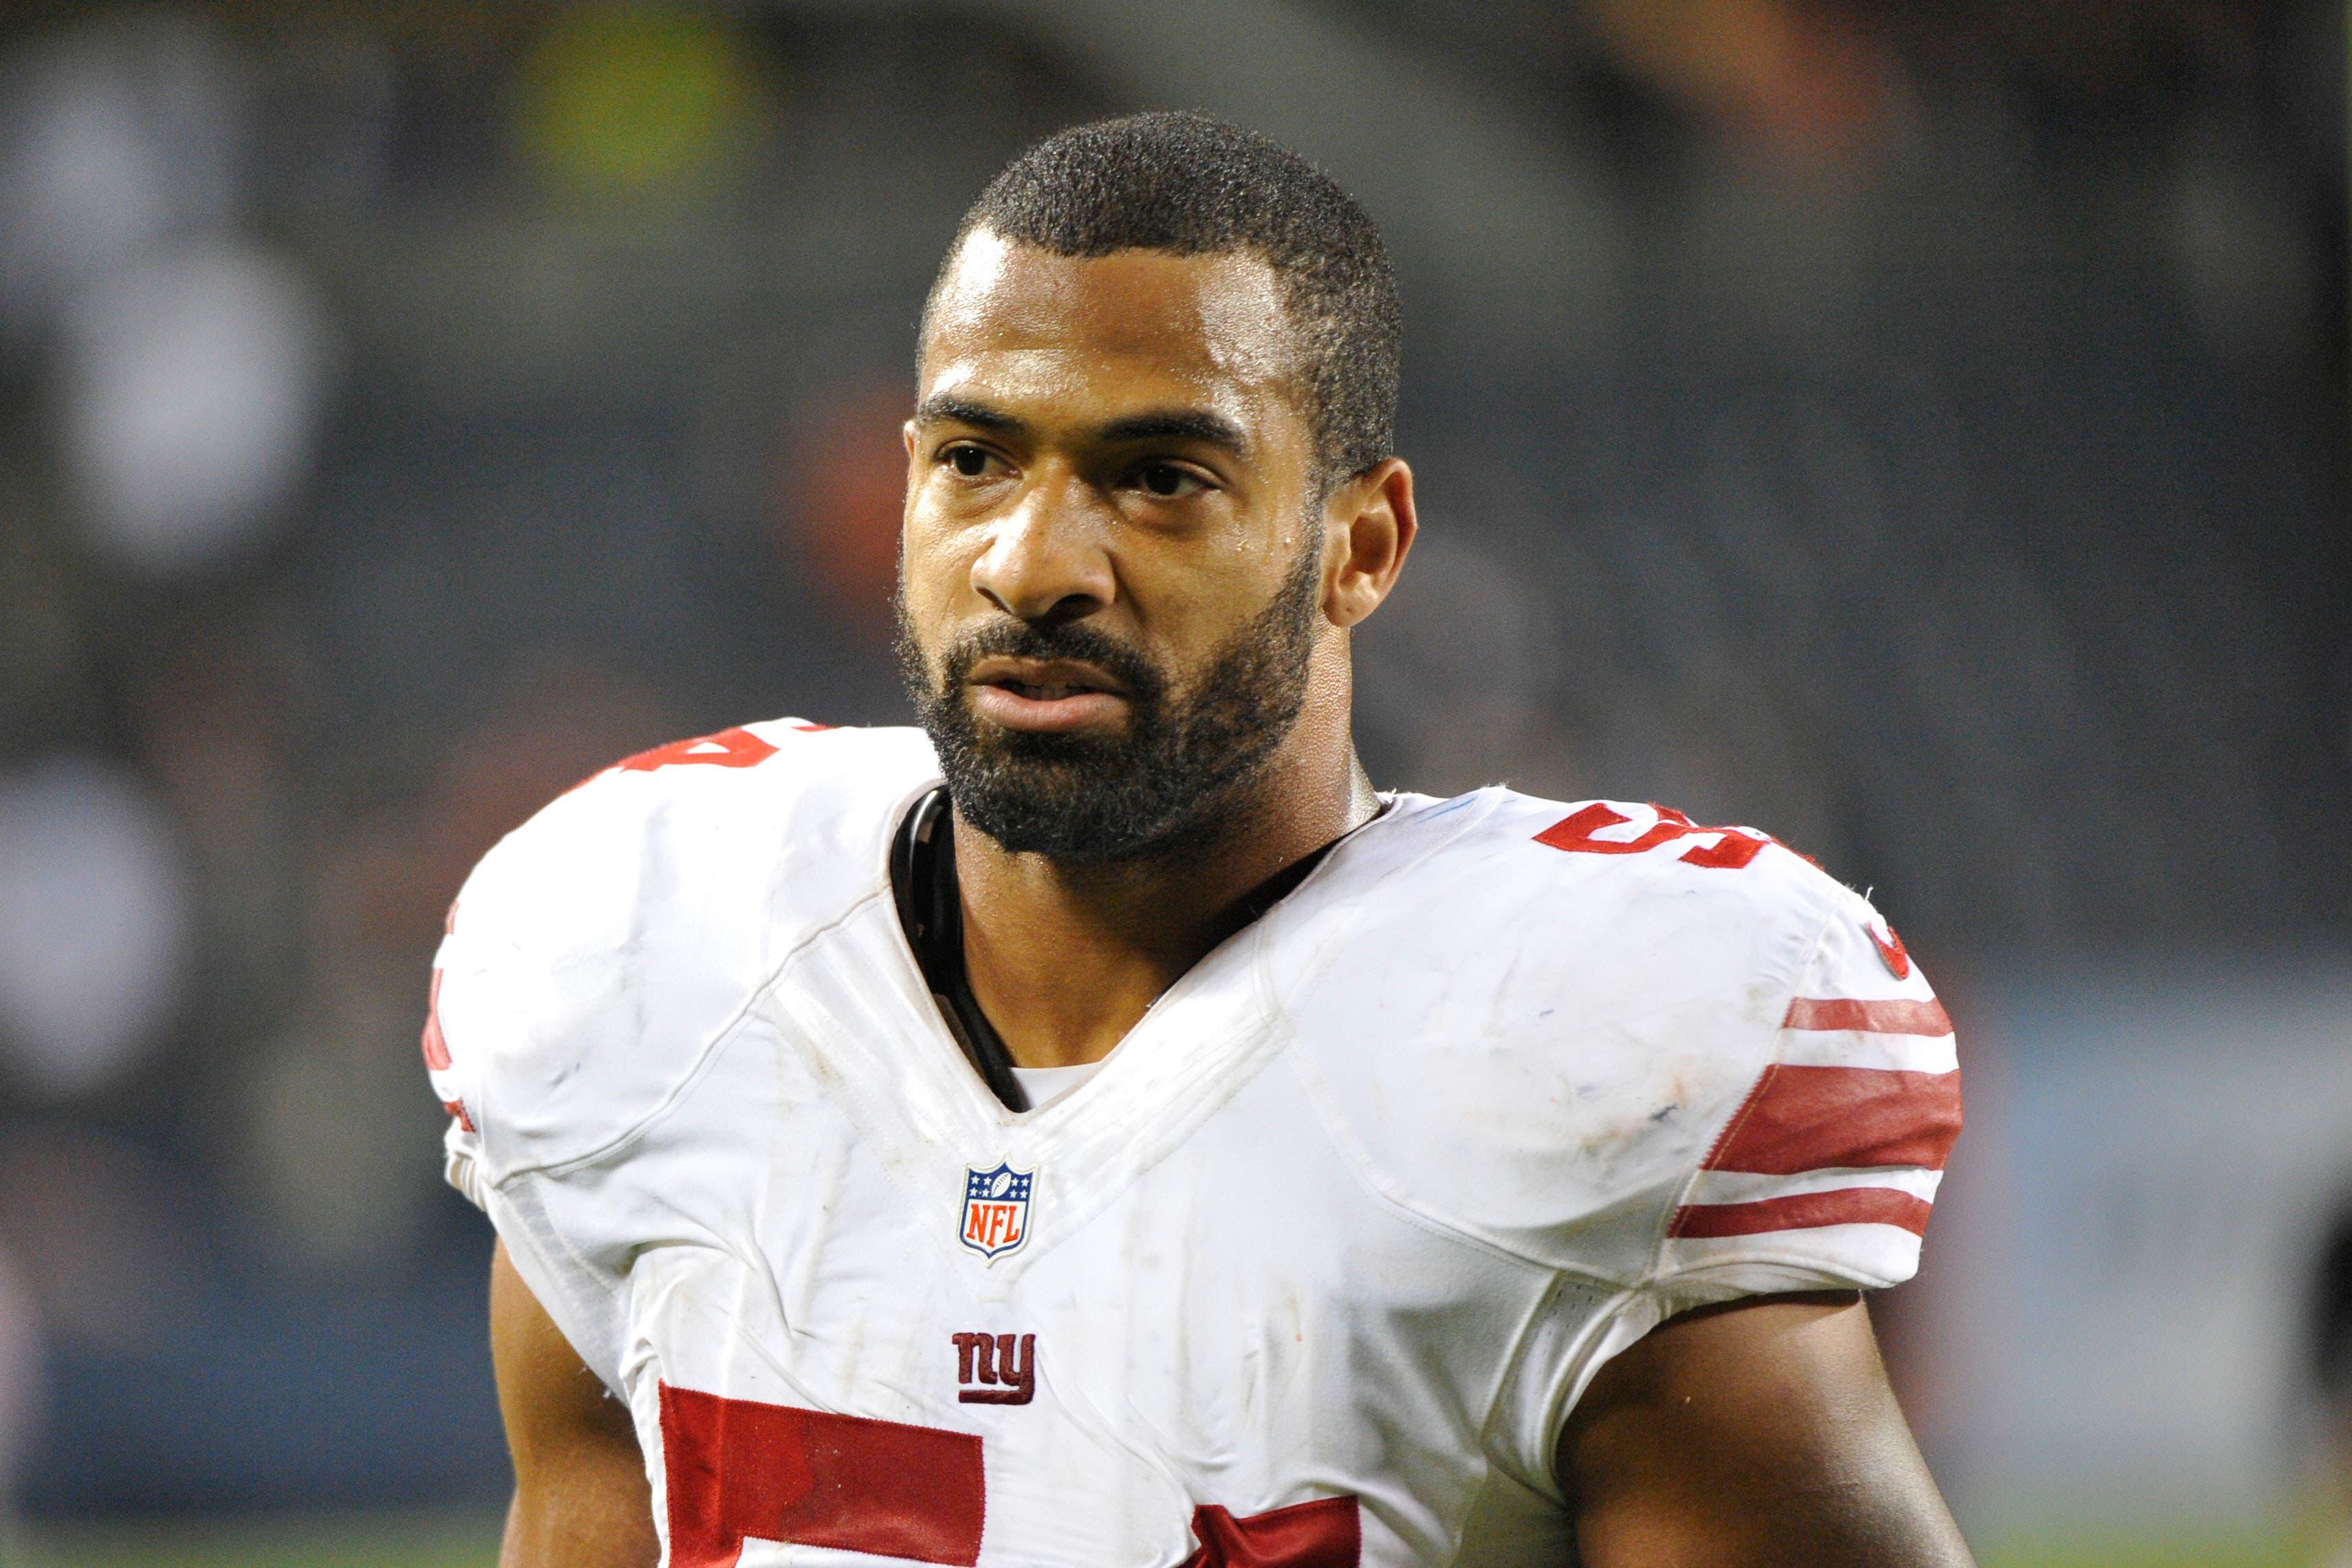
659, 1384, 985, 1567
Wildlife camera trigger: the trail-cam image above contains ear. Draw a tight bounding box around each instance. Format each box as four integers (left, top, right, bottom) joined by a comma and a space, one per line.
1320, 458, 1417, 629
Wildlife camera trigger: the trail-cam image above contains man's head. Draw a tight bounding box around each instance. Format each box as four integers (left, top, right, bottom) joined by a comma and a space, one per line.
897, 113, 1415, 862
926, 112, 1402, 491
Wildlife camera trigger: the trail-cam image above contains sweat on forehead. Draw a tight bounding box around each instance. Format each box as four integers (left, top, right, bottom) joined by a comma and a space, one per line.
921, 233, 1302, 392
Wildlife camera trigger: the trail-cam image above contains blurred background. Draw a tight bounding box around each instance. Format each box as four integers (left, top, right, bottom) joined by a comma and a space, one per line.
0, 0, 2341, 1563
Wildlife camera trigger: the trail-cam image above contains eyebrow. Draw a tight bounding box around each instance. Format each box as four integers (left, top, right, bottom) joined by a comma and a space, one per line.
1094, 409, 1251, 458
913, 394, 1025, 434
912, 395, 1251, 460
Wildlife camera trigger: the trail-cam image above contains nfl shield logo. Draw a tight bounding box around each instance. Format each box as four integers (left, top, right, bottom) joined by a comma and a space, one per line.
960, 1162, 1033, 1261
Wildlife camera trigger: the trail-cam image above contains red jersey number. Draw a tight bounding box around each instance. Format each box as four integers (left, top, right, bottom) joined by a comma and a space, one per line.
1535, 802, 1770, 871
613, 727, 782, 774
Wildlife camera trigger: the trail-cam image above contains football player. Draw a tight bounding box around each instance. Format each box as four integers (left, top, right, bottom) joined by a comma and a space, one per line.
428, 113, 1974, 1566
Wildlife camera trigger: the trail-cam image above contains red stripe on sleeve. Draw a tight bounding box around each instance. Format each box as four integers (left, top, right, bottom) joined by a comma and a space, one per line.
1704, 1064, 1962, 1175
420, 971, 451, 1071
1783, 996, 1952, 1035
660, 1383, 984, 1567
1670, 1186, 1932, 1239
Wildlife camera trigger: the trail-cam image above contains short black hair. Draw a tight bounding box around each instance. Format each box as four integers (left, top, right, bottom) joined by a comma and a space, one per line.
928, 112, 1402, 488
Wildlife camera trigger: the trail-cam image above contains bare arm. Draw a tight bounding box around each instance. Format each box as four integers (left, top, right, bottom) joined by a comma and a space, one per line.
1559, 1292, 1976, 1568
490, 1240, 659, 1568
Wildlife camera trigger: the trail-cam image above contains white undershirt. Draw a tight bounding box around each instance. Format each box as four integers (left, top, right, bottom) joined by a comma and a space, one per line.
1010, 1060, 1104, 1111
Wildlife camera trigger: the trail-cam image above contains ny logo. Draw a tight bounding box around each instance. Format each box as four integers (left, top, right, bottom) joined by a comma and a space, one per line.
950, 1332, 1035, 1406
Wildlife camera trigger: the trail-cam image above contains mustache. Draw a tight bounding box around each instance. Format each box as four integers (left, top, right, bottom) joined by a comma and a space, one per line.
935, 618, 1168, 706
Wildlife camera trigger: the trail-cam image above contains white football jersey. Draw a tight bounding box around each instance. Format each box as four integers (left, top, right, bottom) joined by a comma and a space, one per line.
423, 720, 1960, 1568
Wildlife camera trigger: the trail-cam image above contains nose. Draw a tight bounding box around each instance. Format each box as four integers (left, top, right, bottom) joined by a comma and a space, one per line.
968, 475, 1115, 626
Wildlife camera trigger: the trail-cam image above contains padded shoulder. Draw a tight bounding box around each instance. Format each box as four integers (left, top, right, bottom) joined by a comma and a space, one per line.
1276, 790, 1872, 1283
426, 721, 938, 1193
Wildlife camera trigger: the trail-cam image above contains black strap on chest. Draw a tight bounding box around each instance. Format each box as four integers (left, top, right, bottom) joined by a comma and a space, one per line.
891, 787, 1030, 1112
889, 786, 1356, 1115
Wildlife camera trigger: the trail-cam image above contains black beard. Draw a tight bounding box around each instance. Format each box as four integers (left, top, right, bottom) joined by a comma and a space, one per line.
897, 541, 1322, 862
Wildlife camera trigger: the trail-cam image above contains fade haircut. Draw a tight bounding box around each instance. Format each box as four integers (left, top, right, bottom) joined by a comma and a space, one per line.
928, 112, 1402, 489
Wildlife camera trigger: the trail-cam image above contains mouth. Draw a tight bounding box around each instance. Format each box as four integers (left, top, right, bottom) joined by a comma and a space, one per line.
964, 657, 1132, 734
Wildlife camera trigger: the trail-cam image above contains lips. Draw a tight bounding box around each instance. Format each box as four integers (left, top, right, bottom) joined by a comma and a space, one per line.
965, 657, 1131, 734
992, 677, 1105, 701
968, 657, 1125, 701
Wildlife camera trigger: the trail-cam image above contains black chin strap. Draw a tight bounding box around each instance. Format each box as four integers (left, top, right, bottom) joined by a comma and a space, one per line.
893, 787, 1030, 1111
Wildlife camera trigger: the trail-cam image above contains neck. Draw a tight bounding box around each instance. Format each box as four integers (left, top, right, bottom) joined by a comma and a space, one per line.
952, 733, 1377, 1070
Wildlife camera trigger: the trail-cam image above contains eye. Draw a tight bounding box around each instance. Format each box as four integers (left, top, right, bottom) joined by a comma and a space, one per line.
945, 444, 991, 477
1135, 462, 1204, 499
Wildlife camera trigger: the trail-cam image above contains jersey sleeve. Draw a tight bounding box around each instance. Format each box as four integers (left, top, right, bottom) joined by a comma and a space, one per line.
422, 774, 653, 1213
1502, 878, 1964, 1499
415, 719, 930, 1393
417, 773, 660, 1393
1652, 884, 1961, 1305
422, 717, 851, 1205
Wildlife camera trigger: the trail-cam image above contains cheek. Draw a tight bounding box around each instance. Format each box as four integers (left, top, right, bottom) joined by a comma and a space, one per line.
897, 512, 973, 620
1130, 554, 1286, 675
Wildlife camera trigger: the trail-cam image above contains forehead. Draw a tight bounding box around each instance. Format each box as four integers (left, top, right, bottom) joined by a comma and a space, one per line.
920, 231, 1298, 415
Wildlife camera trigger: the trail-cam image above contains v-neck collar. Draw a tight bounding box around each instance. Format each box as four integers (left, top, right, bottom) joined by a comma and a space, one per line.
890, 783, 1380, 1120
871, 768, 1311, 1134
748, 775, 1417, 1274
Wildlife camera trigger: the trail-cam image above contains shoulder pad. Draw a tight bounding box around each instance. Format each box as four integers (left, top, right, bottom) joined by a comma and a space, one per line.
1277, 790, 1875, 1281
425, 721, 937, 1188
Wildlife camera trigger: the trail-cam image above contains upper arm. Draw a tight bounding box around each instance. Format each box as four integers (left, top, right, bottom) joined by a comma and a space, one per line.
1558, 1292, 1974, 1568
490, 1240, 658, 1568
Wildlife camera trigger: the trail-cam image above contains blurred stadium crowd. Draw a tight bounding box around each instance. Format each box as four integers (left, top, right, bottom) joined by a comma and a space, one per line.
0, 0, 2341, 1544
